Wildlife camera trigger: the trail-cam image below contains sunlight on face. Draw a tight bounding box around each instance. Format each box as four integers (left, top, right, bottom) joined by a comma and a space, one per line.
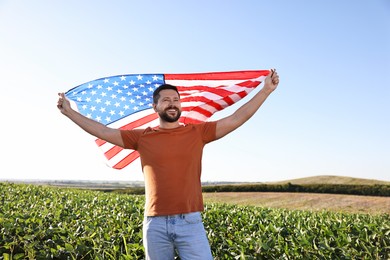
155, 89, 182, 122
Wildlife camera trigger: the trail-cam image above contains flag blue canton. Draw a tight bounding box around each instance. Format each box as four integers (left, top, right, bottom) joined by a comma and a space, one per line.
66, 74, 165, 125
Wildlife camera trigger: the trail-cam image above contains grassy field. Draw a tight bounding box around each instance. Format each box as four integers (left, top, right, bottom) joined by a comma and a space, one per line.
204, 175, 390, 215
1, 181, 389, 259
203, 192, 390, 215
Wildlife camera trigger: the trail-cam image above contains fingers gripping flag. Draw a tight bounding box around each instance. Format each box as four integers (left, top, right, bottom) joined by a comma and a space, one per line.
65, 70, 270, 170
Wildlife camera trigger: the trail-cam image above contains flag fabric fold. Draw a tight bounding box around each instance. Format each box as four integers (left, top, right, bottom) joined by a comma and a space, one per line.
65, 70, 270, 170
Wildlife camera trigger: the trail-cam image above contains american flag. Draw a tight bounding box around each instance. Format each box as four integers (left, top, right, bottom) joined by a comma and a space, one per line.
65, 70, 270, 170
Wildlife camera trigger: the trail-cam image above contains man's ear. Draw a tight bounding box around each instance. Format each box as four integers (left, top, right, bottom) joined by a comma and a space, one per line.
152, 103, 157, 112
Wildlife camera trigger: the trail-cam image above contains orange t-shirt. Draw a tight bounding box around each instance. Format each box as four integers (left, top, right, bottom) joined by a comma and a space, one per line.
120, 122, 217, 216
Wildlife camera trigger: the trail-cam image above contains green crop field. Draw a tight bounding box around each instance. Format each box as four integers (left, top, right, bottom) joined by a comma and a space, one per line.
1, 183, 389, 259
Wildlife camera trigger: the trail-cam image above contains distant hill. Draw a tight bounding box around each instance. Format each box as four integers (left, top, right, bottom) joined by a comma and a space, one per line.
201, 175, 390, 197
269, 175, 390, 186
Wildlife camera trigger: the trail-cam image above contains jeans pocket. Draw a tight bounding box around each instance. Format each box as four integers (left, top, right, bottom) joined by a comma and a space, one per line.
143, 216, 154, 226
184, 212, 202, 224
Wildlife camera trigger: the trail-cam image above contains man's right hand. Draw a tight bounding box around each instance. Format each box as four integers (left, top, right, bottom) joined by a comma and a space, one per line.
57, 92, 71, 115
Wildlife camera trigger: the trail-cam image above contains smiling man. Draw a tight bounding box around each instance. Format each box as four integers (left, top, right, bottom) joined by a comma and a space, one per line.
57, 69, 279, 259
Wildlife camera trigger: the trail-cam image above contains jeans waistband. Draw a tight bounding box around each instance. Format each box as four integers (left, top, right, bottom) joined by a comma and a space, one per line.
146, 211, 200, 219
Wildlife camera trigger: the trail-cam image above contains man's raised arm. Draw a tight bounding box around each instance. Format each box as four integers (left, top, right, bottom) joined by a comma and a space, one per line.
215, 69, 279, 139
57, 92, 125, 147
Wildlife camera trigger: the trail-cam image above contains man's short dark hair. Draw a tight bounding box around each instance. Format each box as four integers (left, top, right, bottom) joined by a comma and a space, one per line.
153, 84, 180, 104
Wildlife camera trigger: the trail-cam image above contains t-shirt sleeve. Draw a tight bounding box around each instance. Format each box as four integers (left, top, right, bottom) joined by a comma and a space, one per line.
120, 129, 144, 150
200, 121, 217, 143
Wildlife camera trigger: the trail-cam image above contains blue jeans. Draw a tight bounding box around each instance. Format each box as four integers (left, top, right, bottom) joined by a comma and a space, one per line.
143, 212, 213, 260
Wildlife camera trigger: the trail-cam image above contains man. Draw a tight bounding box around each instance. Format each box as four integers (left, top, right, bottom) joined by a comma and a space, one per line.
57, 69, 279, 259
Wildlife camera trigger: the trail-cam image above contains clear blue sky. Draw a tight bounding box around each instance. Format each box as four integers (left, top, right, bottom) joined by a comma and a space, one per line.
1, 1, 389, 182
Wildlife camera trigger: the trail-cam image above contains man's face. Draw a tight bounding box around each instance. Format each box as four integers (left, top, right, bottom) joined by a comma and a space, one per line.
154, 89, 182, 122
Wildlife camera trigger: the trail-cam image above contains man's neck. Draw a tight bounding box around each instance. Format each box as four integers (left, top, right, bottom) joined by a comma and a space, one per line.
159, 120, 181, 129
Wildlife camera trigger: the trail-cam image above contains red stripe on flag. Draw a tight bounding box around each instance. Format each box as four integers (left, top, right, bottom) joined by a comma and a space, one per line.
112, 151, 140, 169
237, 80, 262, 88
177, 85, 234, 97
222, 96, 235, 106
165, 70, 269, 80
96, 138, 105, 146
206, 100, 224, 111
104, 145, 123, 160
120, 113, 159, 130
180, 97, 225, 111
95, 113, 159, 147
236, 90, 249, 99
182, 106, 213, 118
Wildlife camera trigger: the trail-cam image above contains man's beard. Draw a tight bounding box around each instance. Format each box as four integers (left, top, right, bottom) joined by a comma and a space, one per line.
158, 107, 182, 123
